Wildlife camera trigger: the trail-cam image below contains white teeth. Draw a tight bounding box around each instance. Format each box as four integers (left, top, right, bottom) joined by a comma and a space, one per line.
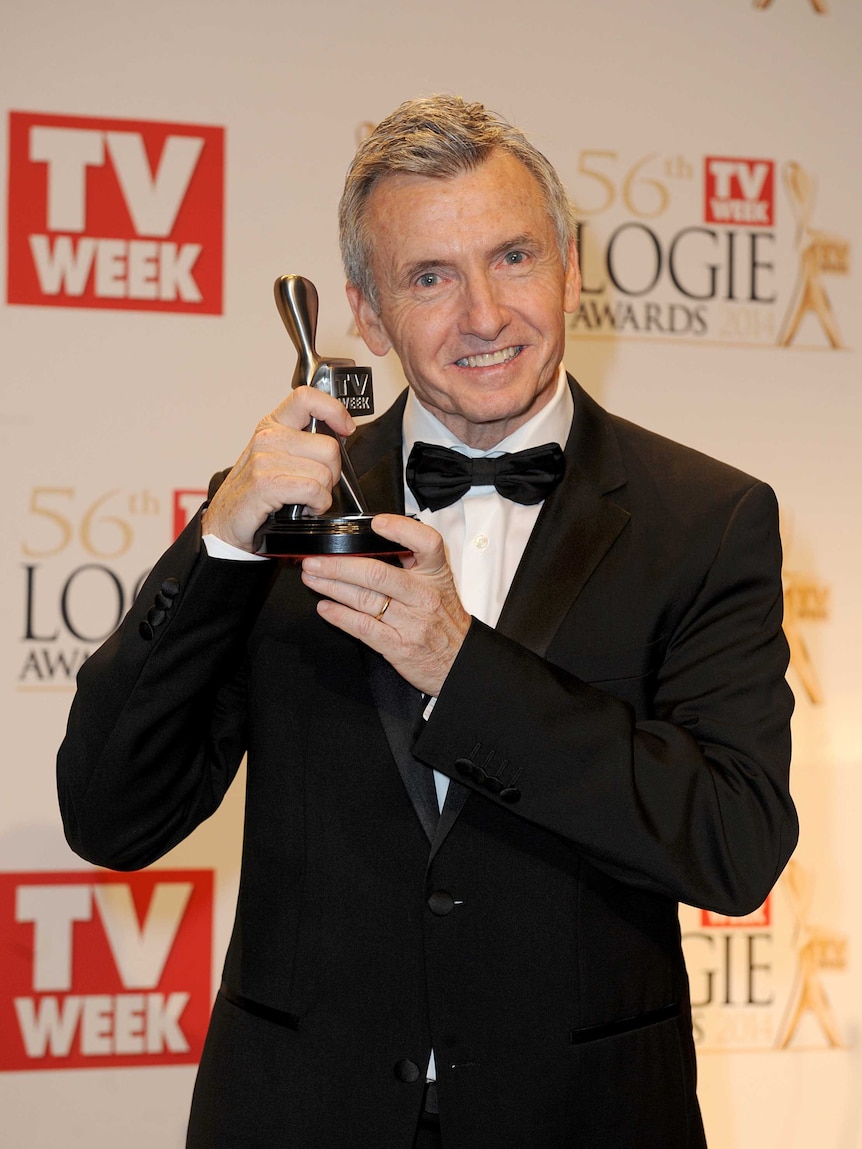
456, 346, 522, 368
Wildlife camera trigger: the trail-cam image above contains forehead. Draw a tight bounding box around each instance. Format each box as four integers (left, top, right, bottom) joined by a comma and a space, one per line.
363, 151, 553, 257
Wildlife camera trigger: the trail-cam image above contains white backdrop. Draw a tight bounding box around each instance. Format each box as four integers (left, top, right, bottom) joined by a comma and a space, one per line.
2, 0, 860, 1145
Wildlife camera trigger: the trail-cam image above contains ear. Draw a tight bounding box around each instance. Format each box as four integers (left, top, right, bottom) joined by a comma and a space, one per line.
562, 238, 581, 314
346, 283, 393, 357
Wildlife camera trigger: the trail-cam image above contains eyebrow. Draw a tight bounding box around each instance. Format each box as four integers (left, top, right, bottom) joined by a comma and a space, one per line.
488, 234, 537, 260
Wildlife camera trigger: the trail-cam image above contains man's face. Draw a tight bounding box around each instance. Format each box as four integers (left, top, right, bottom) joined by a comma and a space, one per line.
347, 150, 581, 449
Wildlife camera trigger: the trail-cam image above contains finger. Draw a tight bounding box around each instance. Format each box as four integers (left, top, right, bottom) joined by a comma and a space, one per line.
302, 552, 389, 587
242, 459, 335, 518
225, 444, 338, 511
269, 386, 356, 437
369, 514, 448, 571
301, 569, 393, 620
251, 418, 344, 467
302, 552, 412, 604
314, 598, 396, 654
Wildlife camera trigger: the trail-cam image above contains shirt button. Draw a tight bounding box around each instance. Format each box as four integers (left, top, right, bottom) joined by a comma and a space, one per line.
472, 533, 489, 550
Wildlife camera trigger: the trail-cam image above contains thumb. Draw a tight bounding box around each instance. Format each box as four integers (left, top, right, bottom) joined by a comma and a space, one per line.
371, 514, 446, 571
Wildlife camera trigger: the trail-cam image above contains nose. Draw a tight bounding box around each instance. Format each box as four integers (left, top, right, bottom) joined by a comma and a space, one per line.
460, 273, 509, 342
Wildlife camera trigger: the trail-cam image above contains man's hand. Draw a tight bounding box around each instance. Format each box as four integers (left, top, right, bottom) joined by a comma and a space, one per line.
201, 387, 356, 553
300, 514, 471, 697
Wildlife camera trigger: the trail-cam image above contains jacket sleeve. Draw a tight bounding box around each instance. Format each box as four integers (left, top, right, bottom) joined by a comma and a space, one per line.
57, 509, 274, 870
413, 480, 797, 916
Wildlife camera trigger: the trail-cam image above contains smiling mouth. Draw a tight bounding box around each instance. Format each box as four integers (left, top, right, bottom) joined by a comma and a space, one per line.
455, 345, 524, 369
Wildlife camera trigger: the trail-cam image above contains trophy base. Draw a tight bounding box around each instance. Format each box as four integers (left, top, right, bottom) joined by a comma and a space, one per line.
255, 513, 409, 558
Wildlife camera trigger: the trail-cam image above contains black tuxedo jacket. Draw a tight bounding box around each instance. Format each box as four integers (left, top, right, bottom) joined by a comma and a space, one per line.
58, 378, 796, 1149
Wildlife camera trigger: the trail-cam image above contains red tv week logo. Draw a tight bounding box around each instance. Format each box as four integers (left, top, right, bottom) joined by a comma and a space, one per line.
701, 897, 771, 929
704, 156, 775, 226
173, 488, 208, 539
0, 870, 213, 1071
7, 112, 224, 313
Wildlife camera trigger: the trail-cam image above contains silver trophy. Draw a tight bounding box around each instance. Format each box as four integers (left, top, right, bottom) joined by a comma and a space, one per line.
255, 275, 402, 557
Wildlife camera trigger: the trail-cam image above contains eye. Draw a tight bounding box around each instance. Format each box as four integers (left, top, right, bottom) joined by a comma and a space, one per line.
417, 272, 440, 288
503, 250, 527, 265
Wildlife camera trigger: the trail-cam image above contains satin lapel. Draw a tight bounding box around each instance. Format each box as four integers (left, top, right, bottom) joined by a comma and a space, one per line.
497, 378, 631, 656
428, 779, 470, 865
363, 651, 439, 844
351, 394, 441, 842
349, 391, 407, 515
355, 449, 405, 515
496, 460, 630, 657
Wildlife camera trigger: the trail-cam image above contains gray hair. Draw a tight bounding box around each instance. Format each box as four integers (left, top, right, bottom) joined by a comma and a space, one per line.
338, 94, 577, 311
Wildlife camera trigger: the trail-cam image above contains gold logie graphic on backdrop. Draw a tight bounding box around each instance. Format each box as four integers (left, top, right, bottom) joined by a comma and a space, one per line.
779, 163, 849, 348
776, 860, 847, 1048
18, 487, 159, 690
783, 570, 829, 704
564, 148, 850, 349
682, 857, 849, 1051
754, 0, 828, 12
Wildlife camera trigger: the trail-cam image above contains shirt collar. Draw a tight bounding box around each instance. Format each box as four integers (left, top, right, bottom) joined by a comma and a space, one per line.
402, 365, 573, 460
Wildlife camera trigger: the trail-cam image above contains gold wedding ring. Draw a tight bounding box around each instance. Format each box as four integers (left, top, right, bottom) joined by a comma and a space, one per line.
374, 595, 392, 622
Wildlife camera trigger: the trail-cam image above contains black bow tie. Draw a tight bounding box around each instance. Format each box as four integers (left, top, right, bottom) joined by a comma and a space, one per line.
405, 440, 566, 512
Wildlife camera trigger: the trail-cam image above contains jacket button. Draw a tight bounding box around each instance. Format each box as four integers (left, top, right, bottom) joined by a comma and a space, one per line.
427, 890, 455, 916
394, 1058, 420, 1083
455, 757, 473, 777
154, 590, 173, 610
500, 787, 521, 803
147, 606, 167, 627
161, 577, 180, 598
484, 776, 503, 794
138, 621, 154, 641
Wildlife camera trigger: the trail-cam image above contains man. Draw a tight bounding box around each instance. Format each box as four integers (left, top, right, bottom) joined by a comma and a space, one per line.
58, 96, 797, 1148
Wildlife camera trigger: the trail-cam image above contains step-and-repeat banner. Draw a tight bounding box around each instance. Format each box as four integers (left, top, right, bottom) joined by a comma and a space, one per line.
2, 1, 859, 1145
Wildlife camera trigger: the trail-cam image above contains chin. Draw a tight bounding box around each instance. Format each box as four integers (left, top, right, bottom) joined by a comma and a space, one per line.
470, 389, 541, 422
